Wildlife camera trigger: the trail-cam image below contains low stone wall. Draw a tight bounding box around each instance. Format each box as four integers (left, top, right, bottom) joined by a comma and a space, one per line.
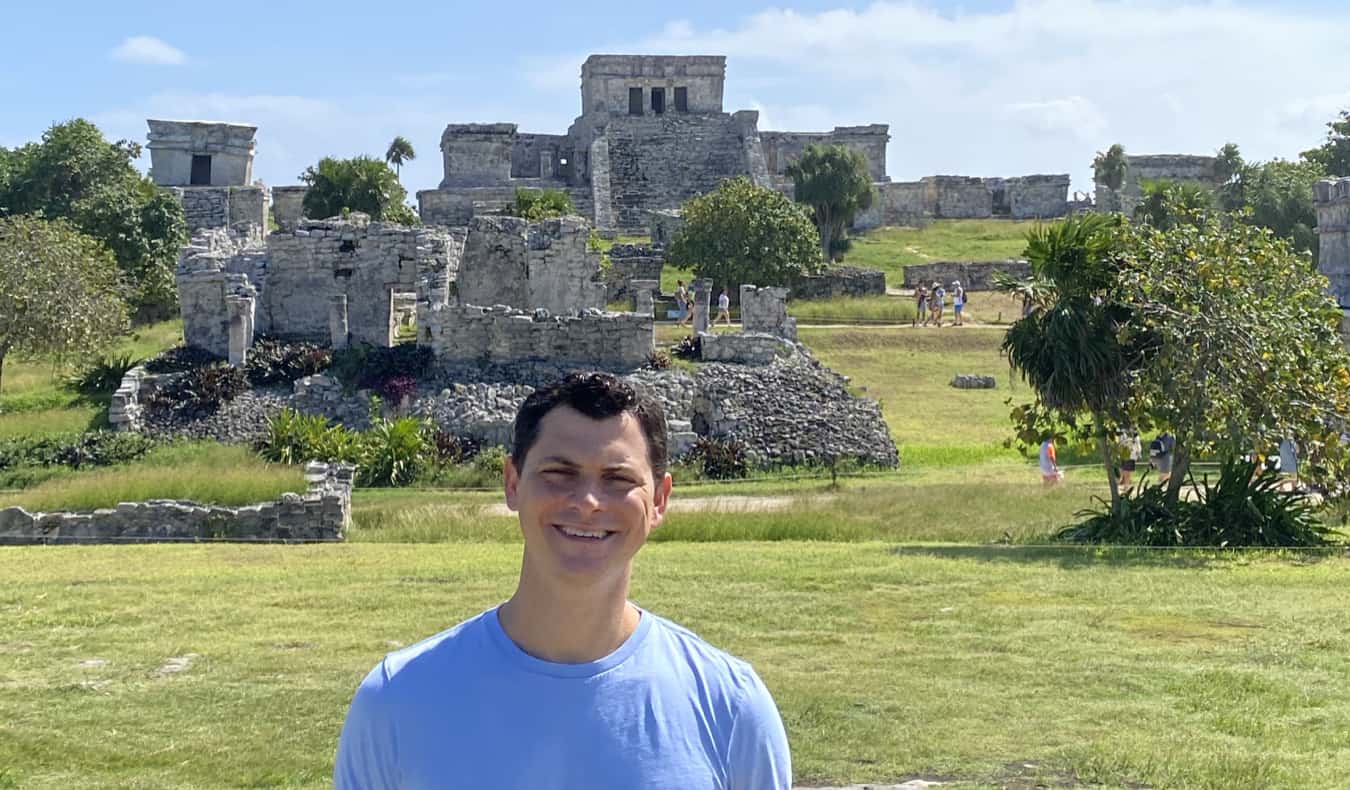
902, 260, 1030, 291
699, 332, 798, 365
109, 364, 156, 433
0, 462, 354, 545
606, 244, 665, 302
791, 267, 885, 300
458, 215, 606, 315
419, 304, 654, 370
740, 285, 796, 339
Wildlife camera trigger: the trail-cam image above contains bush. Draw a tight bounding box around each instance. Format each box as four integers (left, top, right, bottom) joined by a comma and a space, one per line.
145, 364, 248, 420
360, 416, 432, 487
330, 344, 433, 392
376, 375, 419, 405
257, 407, 437, 488
431, 429, 474, 465
67, 354, 140, 397
687, 437, 749, 480
1059, 458, 1330, 547
472, 446, 508, 479
243, 337, 331, 386
0, 431, 157, 472
507, 187, 574, 220
143, 345, 221, 374
256, 409, 359, 466
645, 350, 672, 370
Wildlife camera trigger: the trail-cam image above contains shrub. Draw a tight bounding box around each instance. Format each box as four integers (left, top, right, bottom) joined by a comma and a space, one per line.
360, 416, 432, 487
1059, 459, 1330, 547
687, 437, 749, 480
431, 430, 474, 465
256, 409, 358, 466
330, 344, 433, 392
376, 375, 419, 405
472, 446, 508, 479
67, 354, 140, 397
645, 350, 672, 370
243, 337, 331, 386
507, 187, 575, 220
145, 364, 248, 420
143, 345, 221, 374
0, 431, 156, 472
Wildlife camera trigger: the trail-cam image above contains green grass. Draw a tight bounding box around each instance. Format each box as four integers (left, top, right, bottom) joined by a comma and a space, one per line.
843, 220, 1038, 285
789, 294, 917, 323
3, 542, 1349, 789
0, 443, 303, 511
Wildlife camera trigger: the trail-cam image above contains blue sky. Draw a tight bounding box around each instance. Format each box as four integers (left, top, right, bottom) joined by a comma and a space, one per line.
3, 0, 1348, 194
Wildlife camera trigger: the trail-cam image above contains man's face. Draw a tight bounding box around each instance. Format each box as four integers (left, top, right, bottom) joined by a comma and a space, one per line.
504, 405, 672, 587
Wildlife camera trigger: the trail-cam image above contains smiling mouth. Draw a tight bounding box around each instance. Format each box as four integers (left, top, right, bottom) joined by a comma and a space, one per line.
553, 524, 616, 541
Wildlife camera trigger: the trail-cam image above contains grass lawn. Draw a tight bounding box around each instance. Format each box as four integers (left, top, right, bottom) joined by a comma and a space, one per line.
3, 541, 1348, 789
844, 220, 1038, 286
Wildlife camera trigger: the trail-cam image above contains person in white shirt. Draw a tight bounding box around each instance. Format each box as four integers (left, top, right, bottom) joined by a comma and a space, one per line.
716, 287, 732, 327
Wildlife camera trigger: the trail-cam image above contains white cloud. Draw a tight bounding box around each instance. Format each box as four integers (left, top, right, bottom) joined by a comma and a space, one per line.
110, 36, 186, 66
1001, 97, 1107, 140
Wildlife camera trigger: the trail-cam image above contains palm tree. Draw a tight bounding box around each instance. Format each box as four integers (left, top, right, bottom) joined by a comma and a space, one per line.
1092, 143, 1128, 192
384, 136, 416, 179
999, 213, 1143, 515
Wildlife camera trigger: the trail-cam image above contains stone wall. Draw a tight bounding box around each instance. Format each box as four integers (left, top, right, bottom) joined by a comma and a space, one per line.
169, 186, 268, 237
1315, 177, 1350, 310
457, 215, 606, 314
791, 267, 886, 300
606, 244, 665, 302
271, 186, 308, 229
0, 462, 353, 545
603, 114, 755, 231
511, 133, 570, 179
263, 217, 457, 347
1007, 174, 1070, 219
439, 123, 517, 187
739, 285, 796, 339
1096, 154, 1221, 215
176, 231, 265, 357
923, 176, 992, 219
418, 189, 475, 226
699, 332, 798, 365
853, 181, 928, 230
647, 209, 685, 245
902, 260, 1030, 291
147, 119, 256, 187
760, 125, 891, 183
419, 304, 654, 370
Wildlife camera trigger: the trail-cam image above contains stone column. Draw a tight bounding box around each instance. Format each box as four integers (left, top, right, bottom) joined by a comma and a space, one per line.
629, 279, 658, 316
329, 294, 350, 350
539, 150, 554, 179
692, 278, 713, 333
226, 295, 255, 366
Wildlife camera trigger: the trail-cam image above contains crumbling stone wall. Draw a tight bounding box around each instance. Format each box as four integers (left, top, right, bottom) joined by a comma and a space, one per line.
512, 133, 570, 179
647, 209, 685, 245
0, 462, 353, 545
1315, 178, 1350, 314
739, 285, 796, 340
271, 186, 308, 229
419, 304, 653, 370
853, 181, 928, 230
418, 189, 475, 226
606, 244, 665, 302
791, 267, 885, 300
1096, 154, 1221, 214
902, 260, 1030, 291
1007, 174, 1070, 219
699, 332, 798, 365
439, 123, 517, 187
176, 231, 265, 357
457, 215, 605, 314
760, 125, 891, 183
924, 176, 992, 219
169, 186, 268, 238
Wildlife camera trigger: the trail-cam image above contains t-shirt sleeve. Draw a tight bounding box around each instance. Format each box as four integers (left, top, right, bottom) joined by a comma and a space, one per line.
727, 667, 792, 790
334, 661, 399, 790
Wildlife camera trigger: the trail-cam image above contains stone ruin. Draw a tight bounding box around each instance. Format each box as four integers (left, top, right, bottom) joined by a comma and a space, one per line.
1313, 177, 1350, 345
1093, 153, 1224, 216
852, 174, 1072, 230
700, 286, 799, 366
0, 462, 353, 545
148, 119, 268, 240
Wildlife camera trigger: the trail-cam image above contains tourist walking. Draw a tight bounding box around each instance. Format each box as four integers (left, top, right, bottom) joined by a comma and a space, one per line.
915, 285, 929, 327
1149, 433, 1175, 484
1039, 435, 1063, 487
930, 282, 945, 327
951, 280, 965, 326
716, 287, 732, 327
675, 280, 692, 328
1118, 429, 1141, 487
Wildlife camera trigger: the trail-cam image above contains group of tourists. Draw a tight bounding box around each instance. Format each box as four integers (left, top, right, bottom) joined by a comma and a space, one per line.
673, 280, 732, 328
1038, 430, 1302, 489
913, 280, 966, 327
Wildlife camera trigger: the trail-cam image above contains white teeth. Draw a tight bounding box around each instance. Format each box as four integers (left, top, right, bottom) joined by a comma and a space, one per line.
559, 526, 608, 539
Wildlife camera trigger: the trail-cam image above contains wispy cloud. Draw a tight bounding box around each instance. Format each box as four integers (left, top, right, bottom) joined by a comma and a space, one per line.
110, 36, 186, 66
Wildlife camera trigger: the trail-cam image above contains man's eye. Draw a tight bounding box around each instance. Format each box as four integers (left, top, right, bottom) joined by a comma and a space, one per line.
542, 468, 573, 477
606, 475, 637, 485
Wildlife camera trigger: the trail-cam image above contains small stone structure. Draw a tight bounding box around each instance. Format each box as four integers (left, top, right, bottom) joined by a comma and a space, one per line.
457, 215, 606, 314
148, 120, 267, 237
606, 244, 665, 302
791, 267, 886, 300
647, 209, 685, 245
0, 462, 353, 545
271, 186, 309, 229
950, 374, 996, 389
1313, 177, 1350, 344
854, 174, 1070, 229
698, 285, 798, 366
903, 260, 1031, 291
1094, 154, 1222, 215
925, 176, 993, 219
419, 304, 654, 370
739, 285, 797, 339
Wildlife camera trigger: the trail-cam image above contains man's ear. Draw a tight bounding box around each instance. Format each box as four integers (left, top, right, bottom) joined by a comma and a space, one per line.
650, 473, 673, 530
504, 456, 521, 512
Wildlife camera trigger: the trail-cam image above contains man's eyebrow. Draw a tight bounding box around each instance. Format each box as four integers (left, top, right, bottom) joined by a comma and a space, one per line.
536, 455, 580, 467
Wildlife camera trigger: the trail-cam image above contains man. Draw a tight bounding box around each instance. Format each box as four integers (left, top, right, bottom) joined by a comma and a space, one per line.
675, 280, 691, 327
335, 373, 792, 789
950, 280, 965, 327
930, 281, 945, 327
716, 287, 733, 327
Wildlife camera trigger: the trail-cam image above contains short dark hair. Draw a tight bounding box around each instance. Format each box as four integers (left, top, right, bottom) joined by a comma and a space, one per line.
512, 373, 668, 481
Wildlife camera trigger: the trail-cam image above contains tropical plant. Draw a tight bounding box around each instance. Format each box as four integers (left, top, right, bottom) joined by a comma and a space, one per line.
506, 187, 574, 220
144, 364, 248, 421
1134, 180, 1214, 231
67, 353, 141, 397
0, 216, 130, 393
785, 144, 875, 261
384, 136, 416, 178
1301, 108, 1350, 177
243, 337, 331, 386
667, 177, 823, 289
300, 155, 419, 224
1092, 143, 1128, 191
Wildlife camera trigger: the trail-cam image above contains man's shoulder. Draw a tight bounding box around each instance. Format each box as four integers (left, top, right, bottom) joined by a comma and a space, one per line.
371, 609, 494, 692
644, 612, 765, 699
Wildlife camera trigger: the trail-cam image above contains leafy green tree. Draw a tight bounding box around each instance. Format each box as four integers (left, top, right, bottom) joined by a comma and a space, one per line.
666, 177, 823, 289
785, 144, 874, 260
384, 136, 416, 178
0, 216, 129, 392
1221, 158, 1324, 259
1214, 142, 1244, 185
1134, 179, 1214, 231
999, 213, 1143, 514
1092, 143, 1128, 191
0, 120, 187, 320
1116, 216, 1350, 505
1301, 108, 1350, 176
506, 187, 574, 220
300, 156, 418, 224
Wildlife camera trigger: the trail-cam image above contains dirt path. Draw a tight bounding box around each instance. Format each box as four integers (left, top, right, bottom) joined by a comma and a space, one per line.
484, 494, 832, 518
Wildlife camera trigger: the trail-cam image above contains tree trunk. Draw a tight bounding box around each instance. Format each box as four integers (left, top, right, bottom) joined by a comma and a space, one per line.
819, 223, 833, 261
1165, 441, 1190, 508
1100, 429, 1121, 517
0, 345, 7, 395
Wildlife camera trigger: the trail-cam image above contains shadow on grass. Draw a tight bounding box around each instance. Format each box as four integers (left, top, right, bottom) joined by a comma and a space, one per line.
890, 543, 1346, 570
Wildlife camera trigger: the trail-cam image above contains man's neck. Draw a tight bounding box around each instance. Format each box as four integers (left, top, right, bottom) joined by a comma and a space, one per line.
497, 571, 640, 664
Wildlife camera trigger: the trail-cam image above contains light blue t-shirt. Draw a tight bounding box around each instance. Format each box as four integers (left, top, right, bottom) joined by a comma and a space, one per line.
334, 606, 792, 790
